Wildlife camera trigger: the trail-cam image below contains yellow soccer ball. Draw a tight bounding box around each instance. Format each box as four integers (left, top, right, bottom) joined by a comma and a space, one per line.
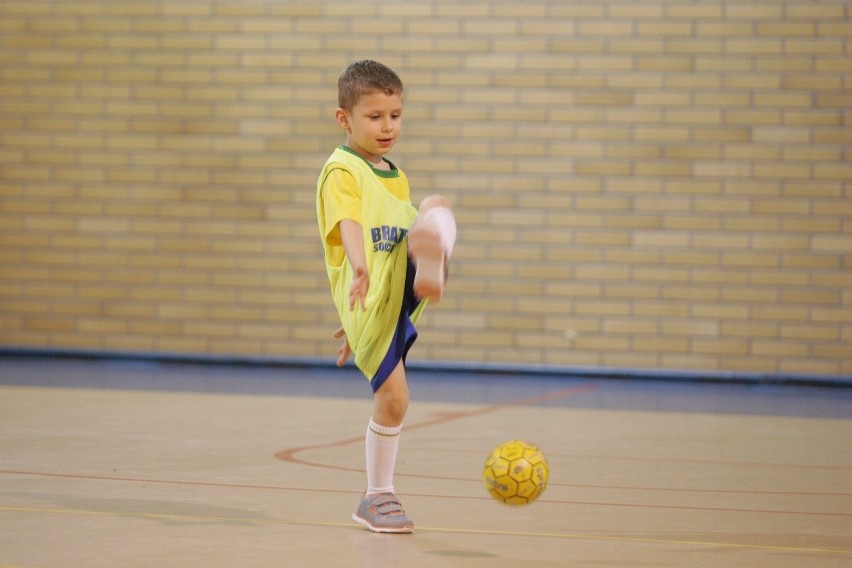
482, 439, 549, 505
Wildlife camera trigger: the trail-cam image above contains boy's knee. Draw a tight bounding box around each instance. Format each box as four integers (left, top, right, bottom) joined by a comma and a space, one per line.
418, 194, 451, 212
374, 378, 410, 424
385, 388, 409, 412
377, 393, 408, 424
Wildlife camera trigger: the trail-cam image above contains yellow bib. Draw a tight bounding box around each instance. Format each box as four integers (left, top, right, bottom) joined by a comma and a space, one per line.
316, 147, 426, 379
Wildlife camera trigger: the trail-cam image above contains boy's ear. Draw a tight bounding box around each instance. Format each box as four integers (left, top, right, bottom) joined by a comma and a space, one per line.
335, 108, 351, 131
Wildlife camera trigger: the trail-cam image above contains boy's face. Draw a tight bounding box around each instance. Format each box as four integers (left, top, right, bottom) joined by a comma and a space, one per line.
335, 90, 403, 165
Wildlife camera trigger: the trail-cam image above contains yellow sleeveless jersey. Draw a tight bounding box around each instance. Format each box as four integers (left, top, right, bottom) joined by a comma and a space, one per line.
316, 146, 427, 379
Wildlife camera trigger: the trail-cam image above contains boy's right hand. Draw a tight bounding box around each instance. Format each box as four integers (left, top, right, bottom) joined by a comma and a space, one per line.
333, 326, 352, 366
349, 265, 369, 311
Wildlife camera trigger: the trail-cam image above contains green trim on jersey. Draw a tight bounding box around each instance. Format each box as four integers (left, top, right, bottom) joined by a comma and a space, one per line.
337, 145, 401, 179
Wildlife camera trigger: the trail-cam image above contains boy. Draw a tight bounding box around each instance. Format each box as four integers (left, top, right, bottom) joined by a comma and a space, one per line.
315, 60, 456, 533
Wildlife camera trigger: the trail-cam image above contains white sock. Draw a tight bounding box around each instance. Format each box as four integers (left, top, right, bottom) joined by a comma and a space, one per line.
419, 206, 456, 259
365, 418, 402, 496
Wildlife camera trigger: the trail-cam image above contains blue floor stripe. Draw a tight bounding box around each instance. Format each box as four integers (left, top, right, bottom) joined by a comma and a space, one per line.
1, 354, 851, 419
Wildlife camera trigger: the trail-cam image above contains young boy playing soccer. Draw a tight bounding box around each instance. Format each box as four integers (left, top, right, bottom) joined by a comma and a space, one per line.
315, 60, 457, 533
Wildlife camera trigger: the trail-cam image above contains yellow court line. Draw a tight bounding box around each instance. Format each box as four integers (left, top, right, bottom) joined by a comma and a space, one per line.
421, 524, 852, 555
1, 505, 850, 556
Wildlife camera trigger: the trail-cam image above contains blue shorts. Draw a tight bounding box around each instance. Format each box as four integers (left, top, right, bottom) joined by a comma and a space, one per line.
370, 258, 421, 393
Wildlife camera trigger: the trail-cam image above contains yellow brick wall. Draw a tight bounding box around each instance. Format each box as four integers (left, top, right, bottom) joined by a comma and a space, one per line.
1, 1, 850, 376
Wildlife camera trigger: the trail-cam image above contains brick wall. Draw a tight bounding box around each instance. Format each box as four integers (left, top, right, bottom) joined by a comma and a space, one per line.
1, 1, 850, 376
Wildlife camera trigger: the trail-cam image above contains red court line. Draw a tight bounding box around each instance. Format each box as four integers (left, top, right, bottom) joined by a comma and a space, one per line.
557, 453, 852, 472
267, 380, 852, 518
407, 444, 852, 476
0, 469, 344, 493
273, 383, 599, 468
555, 482, 851, 498
1, 469, 848, 519
4, 380, 847, 521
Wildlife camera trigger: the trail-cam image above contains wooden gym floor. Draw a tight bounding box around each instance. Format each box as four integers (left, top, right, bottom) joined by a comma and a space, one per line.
0, 355, 850, 567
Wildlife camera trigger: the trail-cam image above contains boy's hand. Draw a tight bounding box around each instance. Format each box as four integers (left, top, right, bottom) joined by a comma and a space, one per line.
349, 265, 369, 311
333, 326, 352, 366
